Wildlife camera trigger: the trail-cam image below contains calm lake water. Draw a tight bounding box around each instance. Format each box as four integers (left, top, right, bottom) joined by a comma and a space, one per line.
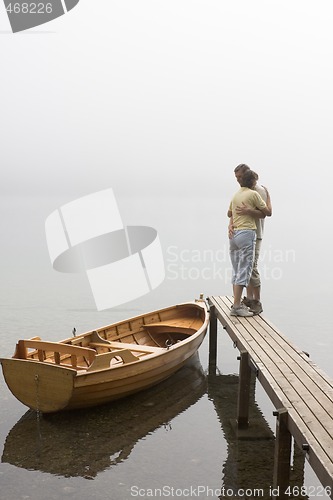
0, 194, 331, 500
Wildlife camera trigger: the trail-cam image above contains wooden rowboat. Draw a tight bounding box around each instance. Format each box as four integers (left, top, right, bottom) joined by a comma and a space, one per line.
0, 299, 209, 413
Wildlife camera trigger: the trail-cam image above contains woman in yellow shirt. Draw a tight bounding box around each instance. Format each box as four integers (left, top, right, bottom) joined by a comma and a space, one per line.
227, 170, 272, 316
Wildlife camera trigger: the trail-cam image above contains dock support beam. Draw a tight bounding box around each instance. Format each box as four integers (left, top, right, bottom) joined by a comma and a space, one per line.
208, 304, 217, 373
237, 350, 251, 429
273, 408, 291, 499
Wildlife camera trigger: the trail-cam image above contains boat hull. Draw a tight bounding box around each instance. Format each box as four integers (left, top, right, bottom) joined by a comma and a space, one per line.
70, 333, 204, 410
1, 360, 76, 413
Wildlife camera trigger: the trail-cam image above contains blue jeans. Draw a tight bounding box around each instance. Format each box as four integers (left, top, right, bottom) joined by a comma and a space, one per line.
229, 230, 256, 286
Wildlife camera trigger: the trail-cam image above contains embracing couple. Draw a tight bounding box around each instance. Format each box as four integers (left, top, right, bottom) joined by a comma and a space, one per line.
228, 164, 272, 317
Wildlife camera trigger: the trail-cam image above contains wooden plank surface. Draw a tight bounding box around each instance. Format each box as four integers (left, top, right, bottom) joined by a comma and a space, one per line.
208, 296, 333, 490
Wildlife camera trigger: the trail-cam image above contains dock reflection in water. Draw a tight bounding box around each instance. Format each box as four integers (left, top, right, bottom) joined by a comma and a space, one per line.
2, 353, 206, 479
208, 371, 307, 497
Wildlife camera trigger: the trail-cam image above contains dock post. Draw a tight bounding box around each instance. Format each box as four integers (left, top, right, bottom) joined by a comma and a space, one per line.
237, 350, 251, 428
272, 408, 292, 499
208, 304, 217, 373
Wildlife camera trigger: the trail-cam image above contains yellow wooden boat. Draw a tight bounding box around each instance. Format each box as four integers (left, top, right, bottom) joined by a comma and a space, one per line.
0, 300, 208, 413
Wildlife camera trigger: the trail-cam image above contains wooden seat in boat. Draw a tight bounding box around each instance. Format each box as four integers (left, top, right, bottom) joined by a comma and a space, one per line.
87, 349, 139, 371
14, 339, 96, 369
88, 331, 162, 353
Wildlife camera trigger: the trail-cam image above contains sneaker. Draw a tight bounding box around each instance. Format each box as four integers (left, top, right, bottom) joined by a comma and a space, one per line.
241, 296, 253, 308
230, 305, 253, 317
249, 300, 263, 315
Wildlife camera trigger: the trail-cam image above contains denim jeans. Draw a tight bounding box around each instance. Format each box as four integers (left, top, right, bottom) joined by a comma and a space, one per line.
229, 230, 256, 286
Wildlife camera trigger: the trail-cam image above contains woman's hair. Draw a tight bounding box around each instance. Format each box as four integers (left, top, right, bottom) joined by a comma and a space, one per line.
240, 169, 257, 188
234, 163, 250, 174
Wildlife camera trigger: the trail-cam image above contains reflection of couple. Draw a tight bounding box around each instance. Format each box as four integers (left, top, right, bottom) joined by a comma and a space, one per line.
228, 164, 272, 317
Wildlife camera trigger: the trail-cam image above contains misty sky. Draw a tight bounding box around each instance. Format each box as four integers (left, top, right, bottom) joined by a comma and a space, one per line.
1, 1, 333, 203
1, 0, 333, 307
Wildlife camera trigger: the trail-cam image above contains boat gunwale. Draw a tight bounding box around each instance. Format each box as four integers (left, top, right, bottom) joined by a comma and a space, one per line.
68, 300, 207, 343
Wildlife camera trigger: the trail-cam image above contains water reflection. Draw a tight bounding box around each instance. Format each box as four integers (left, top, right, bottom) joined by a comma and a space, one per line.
2, 354, 206, 479
208, 371, 307, 497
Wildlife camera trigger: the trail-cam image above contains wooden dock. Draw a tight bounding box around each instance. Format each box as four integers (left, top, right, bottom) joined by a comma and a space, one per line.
208, 295, 333, 499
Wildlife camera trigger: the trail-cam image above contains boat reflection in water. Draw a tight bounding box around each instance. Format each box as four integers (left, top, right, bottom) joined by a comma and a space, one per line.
2, 354, 206, 479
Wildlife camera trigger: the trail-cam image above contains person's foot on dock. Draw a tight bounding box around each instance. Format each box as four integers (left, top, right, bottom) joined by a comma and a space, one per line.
230, 305, 253, 317
249, 300, 263, 315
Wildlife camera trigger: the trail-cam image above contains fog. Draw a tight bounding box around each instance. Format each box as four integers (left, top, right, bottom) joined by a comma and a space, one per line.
1, 1, 332, 202
1, 1, 332, 339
